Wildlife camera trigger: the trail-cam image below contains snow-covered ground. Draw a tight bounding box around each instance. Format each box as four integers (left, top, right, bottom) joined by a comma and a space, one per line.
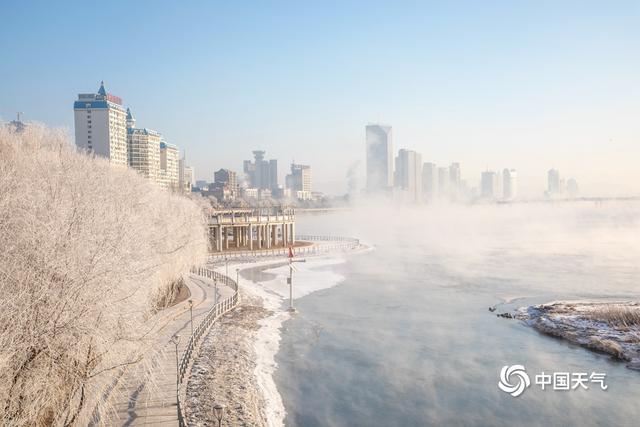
192, 255, 347, 427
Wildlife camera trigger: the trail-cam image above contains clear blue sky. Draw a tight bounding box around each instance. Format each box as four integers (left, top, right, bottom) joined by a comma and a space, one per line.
2, 0, 639, 196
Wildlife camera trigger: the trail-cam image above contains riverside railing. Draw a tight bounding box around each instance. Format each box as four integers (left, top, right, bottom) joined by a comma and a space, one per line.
208, 235, 360, 261
176, 266, 239, 427
177, 235, 360, 425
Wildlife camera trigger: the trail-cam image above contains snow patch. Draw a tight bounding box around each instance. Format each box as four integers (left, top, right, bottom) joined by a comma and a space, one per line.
229, 256, 347, 427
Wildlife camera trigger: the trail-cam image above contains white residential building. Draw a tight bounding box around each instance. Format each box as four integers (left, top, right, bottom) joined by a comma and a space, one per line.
179, 158, 195, 193
73, 82, 127, 165
394, 149, 422, 202
503, 169, 517, 200
481, 170, 498, 199
160, 142, 179, 190
548, 168, 561, 196
285, 163, 312, 195
126, 109, 162, 182
438, 166, 449, 199
422, 162, 438, 202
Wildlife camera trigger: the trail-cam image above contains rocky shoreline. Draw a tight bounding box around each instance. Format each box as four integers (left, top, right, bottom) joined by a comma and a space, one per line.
510, 301, 640, 370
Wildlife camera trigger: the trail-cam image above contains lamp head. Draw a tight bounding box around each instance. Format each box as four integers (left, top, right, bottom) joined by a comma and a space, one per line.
213, 403, 226, 421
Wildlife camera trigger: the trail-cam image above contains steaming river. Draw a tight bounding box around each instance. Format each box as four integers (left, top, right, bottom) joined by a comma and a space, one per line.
273, 201, 640, 426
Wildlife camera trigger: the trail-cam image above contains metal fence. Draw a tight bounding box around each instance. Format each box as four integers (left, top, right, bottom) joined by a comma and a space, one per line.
177, 266, 239, 426
208, 235, 360, 261
176, 235, 360, 425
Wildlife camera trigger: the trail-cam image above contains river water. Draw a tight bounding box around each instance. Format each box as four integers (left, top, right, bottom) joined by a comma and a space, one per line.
273, 201, 640, 427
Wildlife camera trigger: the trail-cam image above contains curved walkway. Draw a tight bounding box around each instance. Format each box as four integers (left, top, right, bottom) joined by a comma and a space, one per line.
104, 273, 234, 426
103, 235, 362, 426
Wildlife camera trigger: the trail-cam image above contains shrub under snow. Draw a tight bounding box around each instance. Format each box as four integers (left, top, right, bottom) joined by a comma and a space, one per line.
0, 125, 208, 425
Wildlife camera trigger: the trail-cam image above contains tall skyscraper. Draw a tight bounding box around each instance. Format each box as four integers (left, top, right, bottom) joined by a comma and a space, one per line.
286, 163, 312, 199
73, 82, 127, 165
503, 169, 517, 200
366, 124, 394, 193
269, 159, 278, 191
422, 162, 438, 202
394, 149, 422, 202
449, 162, 461, 195
244, 151, 278, 190
548, 169, 560, 195
481, 171, 498, 199
438, 166, 449, 198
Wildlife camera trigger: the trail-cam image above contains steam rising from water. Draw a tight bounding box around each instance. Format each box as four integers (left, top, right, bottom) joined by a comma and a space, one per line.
276, 201, 640, 426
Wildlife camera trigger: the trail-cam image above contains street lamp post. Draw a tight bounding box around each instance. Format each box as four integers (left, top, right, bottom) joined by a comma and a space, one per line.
213, 402, 226, 427
170, 335, 180, 403
214, 278, 218, 307
288, 259, 294, 312
287, 252, 306, 313
188, 299, 193, 337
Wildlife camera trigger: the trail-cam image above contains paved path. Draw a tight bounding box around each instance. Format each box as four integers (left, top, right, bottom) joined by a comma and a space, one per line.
103, 273, 234, 426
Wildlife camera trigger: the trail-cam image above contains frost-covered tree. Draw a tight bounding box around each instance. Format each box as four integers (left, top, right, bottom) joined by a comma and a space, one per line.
0, 125, 208, 425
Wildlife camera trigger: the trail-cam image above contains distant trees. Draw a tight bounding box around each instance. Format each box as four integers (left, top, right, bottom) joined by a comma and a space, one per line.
0, 125, 208, 425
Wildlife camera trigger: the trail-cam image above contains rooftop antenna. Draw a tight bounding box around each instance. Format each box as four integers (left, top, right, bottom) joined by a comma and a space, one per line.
16, 112, 23, 122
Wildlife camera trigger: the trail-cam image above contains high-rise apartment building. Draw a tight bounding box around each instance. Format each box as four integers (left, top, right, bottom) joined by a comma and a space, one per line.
160, 142, 179, 190
214, 168, 237, 191
244, 150, 278, 190
127, 129, 162, 182
286, 163, 312, 199
126, 108, 162, 182
422, 162, 438, 202
213, 168, 238, 200
183, 166, 194, 192
73, 82, 127, 165
438, 166, 449, 198
394, 149, 422, 202
481, 171, 498, 198
503, 169, 517, 200
366, 124, 394, 193
449, 163, 461, 194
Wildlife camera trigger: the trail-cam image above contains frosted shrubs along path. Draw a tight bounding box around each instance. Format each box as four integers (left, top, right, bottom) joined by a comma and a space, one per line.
102, 272, 234, 426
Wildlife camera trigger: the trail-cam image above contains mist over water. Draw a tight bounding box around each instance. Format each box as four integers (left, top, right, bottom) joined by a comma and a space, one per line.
275, 201, 640, 427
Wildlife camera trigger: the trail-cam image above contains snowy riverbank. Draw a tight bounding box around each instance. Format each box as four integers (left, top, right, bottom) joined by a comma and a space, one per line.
514, 301, 640, 370
185, 256, 347, 426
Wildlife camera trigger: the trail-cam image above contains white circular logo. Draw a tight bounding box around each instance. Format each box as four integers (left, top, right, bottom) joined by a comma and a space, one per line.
498, 365, 530, 397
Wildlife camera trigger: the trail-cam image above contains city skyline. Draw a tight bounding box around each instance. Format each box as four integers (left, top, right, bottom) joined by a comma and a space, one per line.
2, 1, 639, 196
